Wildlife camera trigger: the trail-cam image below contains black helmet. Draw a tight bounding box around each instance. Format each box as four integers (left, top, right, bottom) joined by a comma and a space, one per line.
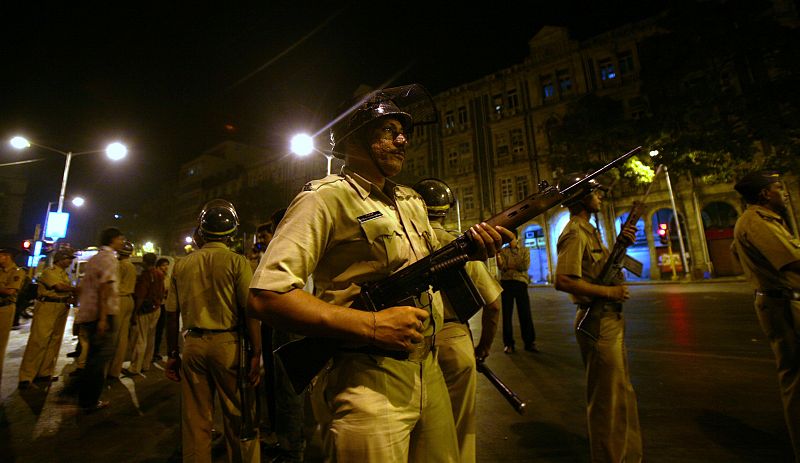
329, 84, 438, 159
556, 171, 608, 207
412, 178, 456, 218
118, 241, 134, 257
198, 199, 239, 240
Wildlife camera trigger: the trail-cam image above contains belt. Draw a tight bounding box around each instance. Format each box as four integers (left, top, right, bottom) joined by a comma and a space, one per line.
577, 302, 623, 313
341, 335, 434, 362
755, 289, 800, 301
187, 327, 238, 335
38, 296, 71, 303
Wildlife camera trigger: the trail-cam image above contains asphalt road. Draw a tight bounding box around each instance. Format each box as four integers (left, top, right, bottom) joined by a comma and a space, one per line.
0, 280, 794, 462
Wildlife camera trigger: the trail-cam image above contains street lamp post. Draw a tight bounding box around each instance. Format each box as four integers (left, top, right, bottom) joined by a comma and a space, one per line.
10, 136, 127, 213
650, 150, 690, 279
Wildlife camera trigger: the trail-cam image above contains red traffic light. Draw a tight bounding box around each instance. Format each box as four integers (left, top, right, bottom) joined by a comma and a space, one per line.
22, 239, 32, 250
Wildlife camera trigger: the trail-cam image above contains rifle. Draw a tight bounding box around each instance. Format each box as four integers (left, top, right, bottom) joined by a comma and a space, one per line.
576, 164, 663, 341
277, 146, 643, 394
237, 314, 258, 441
476, 360, 527, 415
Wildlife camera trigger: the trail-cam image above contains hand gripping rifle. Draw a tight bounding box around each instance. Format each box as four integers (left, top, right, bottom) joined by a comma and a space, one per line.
476, 360, 527, 415
277, 146, 642, 394
576, 164, 663, 341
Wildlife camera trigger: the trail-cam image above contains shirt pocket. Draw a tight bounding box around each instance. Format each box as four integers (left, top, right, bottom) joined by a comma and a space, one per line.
359, 217, 406, 271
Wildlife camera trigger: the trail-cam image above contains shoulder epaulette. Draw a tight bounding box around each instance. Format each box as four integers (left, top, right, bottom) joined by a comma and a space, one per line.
302, 176, 344, 192
754, 209, 782, 223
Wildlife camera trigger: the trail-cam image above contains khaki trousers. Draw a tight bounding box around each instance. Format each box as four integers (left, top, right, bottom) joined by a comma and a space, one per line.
19, 301, 70, 381
575, 309, 642, 463
436, 322, 478, 463
755, 294, 800, 462
0, 304, 15, 391
108, 295, 135, 377
312, 349, 459, 462
129, 309, 159, 373
181, 331, 259, 463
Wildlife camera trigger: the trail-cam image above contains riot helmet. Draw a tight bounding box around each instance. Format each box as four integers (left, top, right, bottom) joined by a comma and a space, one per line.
412, 178, 456, 218
118, 241, 134, 257
556, 171, 608, 208
198, 199, 239, 240
329, 84, 438, 159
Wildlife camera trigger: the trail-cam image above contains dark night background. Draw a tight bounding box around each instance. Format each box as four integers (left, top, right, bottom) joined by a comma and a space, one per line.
0, 1, 667, 250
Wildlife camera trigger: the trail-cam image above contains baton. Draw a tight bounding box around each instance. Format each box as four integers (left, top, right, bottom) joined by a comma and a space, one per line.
476, 360, 527, 415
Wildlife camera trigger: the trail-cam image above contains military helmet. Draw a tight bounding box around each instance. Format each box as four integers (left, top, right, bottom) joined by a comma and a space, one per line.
412, 178, 456, 218
556, 171, 608, 207
118, 241, 134, 256
329, 84, 438, 159
198, 199, 239, 240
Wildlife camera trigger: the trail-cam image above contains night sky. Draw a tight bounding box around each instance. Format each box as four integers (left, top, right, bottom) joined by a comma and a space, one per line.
0, 1, 665, 248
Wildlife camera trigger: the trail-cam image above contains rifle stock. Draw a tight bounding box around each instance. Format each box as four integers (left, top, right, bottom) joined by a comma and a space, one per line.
576, 164, 663, 341
277, 147, 643, 393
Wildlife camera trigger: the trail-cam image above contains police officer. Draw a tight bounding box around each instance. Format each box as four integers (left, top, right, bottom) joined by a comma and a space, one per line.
0, 246, 26, 393
731, 170, 800, 461
248, 84, 509, 462
412, 178, 503, 463
108, 241, 136, 380
18, 248, 77, 388
553, 172, 642, 463
165, 199, 261, 463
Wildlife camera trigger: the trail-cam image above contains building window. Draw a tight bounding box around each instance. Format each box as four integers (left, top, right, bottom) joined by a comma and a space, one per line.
448, 150, 458, 170
599, 58, 616, 80
541, 75, 555, 100
445, 111, 455, 129
462, 186, 475, 211
557, 69, 572, 93
507, 89, 519, 110
515, 176, 529, 201
510, 128, 525, 154
495, 132, 509, 162
458, 106, 468, 125
500, 177, 514, 206
493, 94, 503, 114
618, 51, 634, 76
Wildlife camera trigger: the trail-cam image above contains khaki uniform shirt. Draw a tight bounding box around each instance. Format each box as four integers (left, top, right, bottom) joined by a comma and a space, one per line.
732, 205, 800, 291
498, 244, 531, 284
0, 264, 25, 306
251, 168, 443, 336
556, 215, 609, 305
166, 242, 252, 331
37, 266, 71, 299
118, 259, 137, 296
432, 223, 502, 320
76, 246, 120, 323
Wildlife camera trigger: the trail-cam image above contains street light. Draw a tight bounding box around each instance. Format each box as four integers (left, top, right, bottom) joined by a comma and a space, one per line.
9, 135, 128, 213
71, 196, 85, 207
650, 150, 689, 278
290, 132, 333, 176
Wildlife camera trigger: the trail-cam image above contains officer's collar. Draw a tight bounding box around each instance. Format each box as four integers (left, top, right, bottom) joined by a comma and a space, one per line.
201, 242, 229, 250
749, 204, 783, 220
573, 215, 599, 234
342, 166, 398, 201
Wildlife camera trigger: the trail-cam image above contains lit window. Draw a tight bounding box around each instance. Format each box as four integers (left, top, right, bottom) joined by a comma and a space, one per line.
599, 59, 616, 80
557, 69, 572, 93
541, 75, 555, 99
493, 94, 503, 114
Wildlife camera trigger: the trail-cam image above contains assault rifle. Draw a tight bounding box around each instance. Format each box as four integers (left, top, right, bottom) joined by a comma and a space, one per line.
576, 164, 663, 341
277, 146, 642, 394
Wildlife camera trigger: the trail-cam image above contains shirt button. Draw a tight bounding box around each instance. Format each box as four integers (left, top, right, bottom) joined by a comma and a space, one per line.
389, 206, 396, 210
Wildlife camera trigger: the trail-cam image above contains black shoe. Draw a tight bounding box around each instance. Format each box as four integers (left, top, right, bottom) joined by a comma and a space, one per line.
34, 375, 58, 383
524, 343, 540, 353
503, 345, 515, 354
66, 350, 80, 358
18, 381, 31, 390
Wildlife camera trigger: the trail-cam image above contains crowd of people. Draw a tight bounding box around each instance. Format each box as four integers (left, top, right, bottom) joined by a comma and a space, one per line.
0, 83, 798, 463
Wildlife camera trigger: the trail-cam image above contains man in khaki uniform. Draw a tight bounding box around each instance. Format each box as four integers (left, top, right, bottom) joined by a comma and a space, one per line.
731, 170, 800, 462
497, 230, 537, 353
18, 248, 77, 387
108, 241, 136, 380
413, 178, 502, 463
0, 246, 26, 393
554, 172, 642, 463
165, 199, 261, 463
249, 85, 508, 462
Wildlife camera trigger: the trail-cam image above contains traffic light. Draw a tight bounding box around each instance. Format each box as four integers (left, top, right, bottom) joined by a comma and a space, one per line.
657, 223, 669, 245
22, 239, 32, 252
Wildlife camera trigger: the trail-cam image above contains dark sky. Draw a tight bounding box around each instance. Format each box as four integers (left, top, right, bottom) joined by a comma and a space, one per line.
0, 1, 665, 247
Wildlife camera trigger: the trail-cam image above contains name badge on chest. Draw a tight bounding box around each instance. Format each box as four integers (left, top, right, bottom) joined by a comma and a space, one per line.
357, 211, 383, 223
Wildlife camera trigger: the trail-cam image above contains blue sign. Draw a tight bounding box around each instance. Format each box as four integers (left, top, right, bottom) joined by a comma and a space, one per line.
45, 212, 70, 239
